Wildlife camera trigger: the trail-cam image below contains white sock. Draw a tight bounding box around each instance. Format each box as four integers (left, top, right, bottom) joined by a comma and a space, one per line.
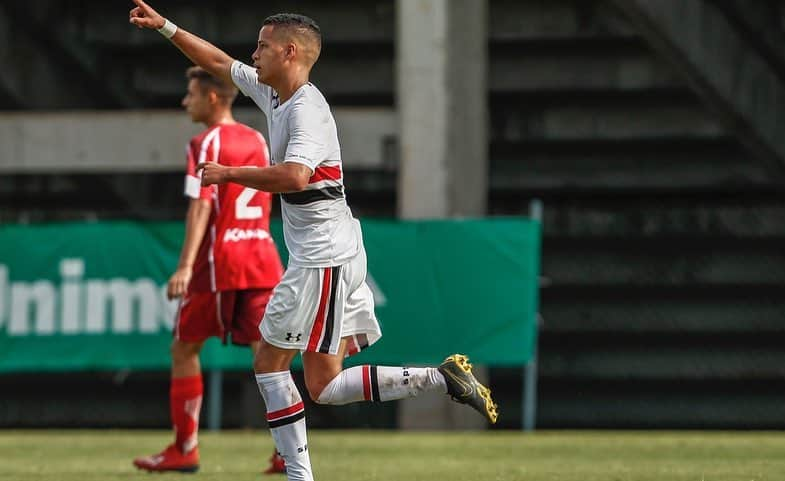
316, 365, 447, 405
256, 371, 313, 481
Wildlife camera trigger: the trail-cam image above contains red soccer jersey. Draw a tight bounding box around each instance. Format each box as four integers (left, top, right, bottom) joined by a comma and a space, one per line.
184, 123, 283, 292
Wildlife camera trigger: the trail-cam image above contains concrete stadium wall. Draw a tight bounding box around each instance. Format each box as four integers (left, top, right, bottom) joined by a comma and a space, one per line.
0, 108, 395, 173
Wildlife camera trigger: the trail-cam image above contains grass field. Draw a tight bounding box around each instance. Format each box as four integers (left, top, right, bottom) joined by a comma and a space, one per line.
1, 430, 784, 480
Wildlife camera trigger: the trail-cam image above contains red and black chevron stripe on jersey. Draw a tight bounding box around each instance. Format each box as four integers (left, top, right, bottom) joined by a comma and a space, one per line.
308, 165, 341, 183
281, 164, 343, 204
266, 401, 305, 428
281, 185, 344, 205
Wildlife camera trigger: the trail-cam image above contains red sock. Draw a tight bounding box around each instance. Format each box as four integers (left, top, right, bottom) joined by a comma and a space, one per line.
170, 374, 203, 454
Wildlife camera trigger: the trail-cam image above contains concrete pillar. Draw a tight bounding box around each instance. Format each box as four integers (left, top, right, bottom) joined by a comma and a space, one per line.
395, 0, 489, 430
396, 0, 488, 219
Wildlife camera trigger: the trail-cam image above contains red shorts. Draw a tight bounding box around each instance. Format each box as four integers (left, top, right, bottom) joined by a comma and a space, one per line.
174, 288, 273, 345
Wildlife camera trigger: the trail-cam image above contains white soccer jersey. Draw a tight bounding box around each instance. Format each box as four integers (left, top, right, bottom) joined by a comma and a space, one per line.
231, 61, 361, 268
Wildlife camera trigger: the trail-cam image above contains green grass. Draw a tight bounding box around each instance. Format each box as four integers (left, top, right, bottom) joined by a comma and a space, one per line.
1, 430, 784, 480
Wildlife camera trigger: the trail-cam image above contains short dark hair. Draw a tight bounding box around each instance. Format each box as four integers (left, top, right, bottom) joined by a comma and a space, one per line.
185, 66, 238, 104
263, 13, 322, 52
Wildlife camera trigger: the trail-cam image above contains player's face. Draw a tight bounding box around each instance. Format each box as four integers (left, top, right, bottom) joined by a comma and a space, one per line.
182, 79, 210, 123
252, 25, 287, 85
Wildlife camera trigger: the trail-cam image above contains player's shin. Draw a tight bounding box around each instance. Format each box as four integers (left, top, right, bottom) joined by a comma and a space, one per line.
256, 371, 313, 481
170, 374, 203, 453
316, 365, 447, 405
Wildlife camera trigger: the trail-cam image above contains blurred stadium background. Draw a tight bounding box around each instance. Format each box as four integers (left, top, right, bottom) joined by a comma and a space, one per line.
2, 0, 785, 435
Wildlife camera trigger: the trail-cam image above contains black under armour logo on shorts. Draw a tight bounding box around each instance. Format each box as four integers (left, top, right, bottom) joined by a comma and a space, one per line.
285, 332, 302, 342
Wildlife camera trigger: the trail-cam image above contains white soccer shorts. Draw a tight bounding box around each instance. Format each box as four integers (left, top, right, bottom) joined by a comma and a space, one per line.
260, 246, 382, 356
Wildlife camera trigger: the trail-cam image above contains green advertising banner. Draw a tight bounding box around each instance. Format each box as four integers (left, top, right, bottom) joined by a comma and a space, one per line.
0, 219, 539, 372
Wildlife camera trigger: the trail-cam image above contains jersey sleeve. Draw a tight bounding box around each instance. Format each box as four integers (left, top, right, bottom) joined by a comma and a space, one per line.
230, 60, 272, 117
184, 137, 213, 201
283, 100, 328, 172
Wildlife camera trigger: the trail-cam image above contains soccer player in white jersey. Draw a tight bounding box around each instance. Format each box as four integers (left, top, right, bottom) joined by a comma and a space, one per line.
130, 2, 498, 479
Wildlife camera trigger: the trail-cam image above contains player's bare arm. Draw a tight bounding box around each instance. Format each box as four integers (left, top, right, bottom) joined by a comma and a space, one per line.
167, 198, 211, 300
129, 0, 234, 86
198, 161, 312, 193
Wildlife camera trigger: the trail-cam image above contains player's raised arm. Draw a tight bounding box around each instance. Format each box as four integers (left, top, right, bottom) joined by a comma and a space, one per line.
129, 0, 234, 87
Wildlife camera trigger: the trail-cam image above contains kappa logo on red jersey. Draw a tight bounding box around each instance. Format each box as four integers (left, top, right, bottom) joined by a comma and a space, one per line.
222, 228, 272, 243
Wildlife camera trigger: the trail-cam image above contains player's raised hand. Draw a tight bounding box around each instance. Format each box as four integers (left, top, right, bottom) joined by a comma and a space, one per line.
129, 0, 165, 30
197, 161, 229, 186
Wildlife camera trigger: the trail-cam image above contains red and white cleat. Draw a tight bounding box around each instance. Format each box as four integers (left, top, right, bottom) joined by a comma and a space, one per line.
133, 444, 200, 473
263, 449, 286, 475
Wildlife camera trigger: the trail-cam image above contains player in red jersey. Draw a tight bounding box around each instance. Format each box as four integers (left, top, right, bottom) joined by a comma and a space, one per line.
133, 66, 284, 473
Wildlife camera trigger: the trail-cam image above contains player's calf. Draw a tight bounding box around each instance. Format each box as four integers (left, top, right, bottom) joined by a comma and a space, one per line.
314, 365, 446, 405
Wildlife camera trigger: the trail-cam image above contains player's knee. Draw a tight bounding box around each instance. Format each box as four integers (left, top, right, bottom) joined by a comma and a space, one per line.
252, 348, 264, 372
309, 371, 346, 404
252, 339, 297, 374
306, 380, 327, 403
252, 350, 276, 375
253, 341, 278, 373
171, 340, 200, 364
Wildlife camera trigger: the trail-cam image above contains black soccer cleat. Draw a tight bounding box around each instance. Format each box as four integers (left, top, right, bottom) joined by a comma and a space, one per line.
438, 354, 498, 424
